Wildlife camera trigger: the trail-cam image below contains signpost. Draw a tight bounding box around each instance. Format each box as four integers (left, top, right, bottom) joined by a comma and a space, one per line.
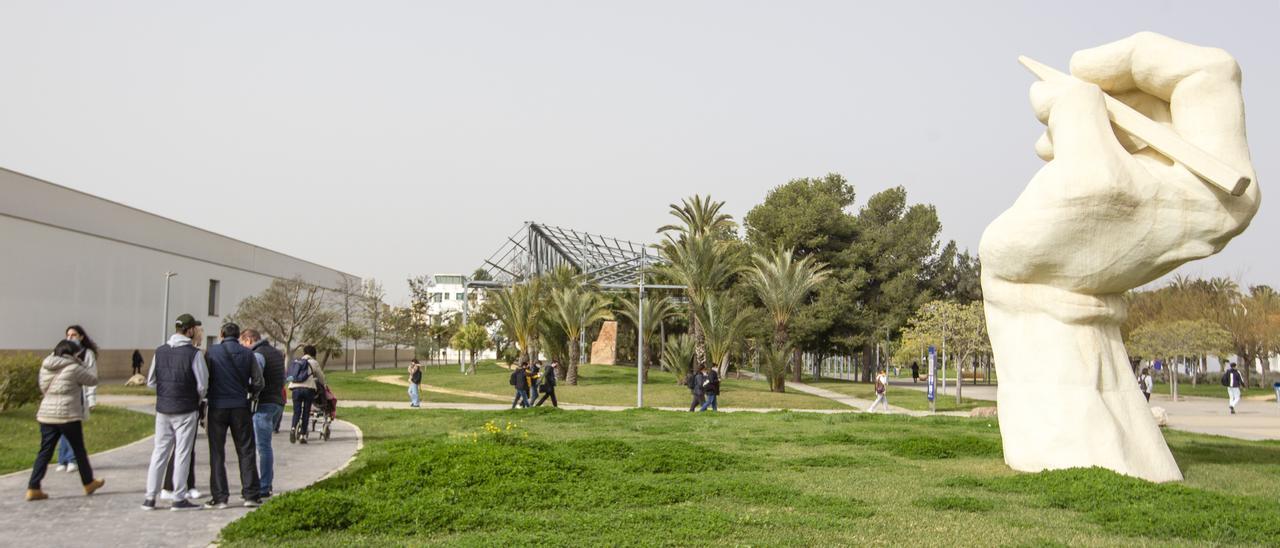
927, 345, 937, 413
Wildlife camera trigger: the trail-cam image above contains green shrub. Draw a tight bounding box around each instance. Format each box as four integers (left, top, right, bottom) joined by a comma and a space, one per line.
0, 354, 41, 411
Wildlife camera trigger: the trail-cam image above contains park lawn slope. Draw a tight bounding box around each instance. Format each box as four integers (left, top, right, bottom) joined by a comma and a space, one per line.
321, 370, 501, 405
0, 405, 155, 474
219, 408, 1280, 546
809, 378, 987, 412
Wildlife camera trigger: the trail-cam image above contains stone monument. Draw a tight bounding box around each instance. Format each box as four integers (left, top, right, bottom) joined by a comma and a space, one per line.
979, 32, 1259, 483
590, 320, 618, 365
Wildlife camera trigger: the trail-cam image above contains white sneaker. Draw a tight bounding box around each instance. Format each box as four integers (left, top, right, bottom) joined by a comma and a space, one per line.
160, 490, 175, 501
187, 489, 204, 500
54, 464, 67, 472
66, 463, 78, 473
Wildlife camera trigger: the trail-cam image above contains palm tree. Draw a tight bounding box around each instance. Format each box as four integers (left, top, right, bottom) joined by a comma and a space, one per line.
617, 295, 676, 383
760, 343, 792, 393
661, 333, 696, 385
490, 282, 542, 365
696, 294, 753, 378
658, 194, 736, 238
746, 246, 827, 391
549, 287, 612, 385
656, 234, 743, 371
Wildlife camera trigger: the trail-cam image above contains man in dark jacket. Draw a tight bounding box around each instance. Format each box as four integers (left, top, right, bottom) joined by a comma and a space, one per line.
241, 329, 283, 499
535, 361, 558, 407
204, 322, 264, 508
911, 362, 920, 384
699, 367, 721, 412
687, 367, 706, 412
510, 362, 530, 409
1222, 362, 1245, 414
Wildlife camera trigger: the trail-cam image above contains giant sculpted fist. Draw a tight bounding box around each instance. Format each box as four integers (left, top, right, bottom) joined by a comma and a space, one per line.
979, 33, 1259, 482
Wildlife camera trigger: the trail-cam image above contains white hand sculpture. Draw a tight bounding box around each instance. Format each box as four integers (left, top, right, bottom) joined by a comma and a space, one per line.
979, 32, 1260, 482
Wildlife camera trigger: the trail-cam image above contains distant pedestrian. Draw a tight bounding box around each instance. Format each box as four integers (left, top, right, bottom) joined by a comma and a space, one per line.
1222, 362, 1244, 415
242, 329, 284, 499
699, 367, 721, 412
408, 359, 423, 407
287, 345, 326, 443
535, 361, 559, 407
1138, 367, 1154, 402
528, 361, 542, 403
132, 349, 145, 376
55, 325, 98, 474
26, 339, 105, 501
687, 367, 706, 412
141, 314, 208, 511
510, 362, 530, 409
911, 362, 919, 384
204, 322, 264, 509
868, 369, 889, 412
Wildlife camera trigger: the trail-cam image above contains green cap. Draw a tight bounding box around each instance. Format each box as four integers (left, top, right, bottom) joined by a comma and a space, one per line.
175, 313, 202, 330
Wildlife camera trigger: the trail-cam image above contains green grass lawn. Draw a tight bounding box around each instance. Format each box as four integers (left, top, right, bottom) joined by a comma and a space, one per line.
1156, 382, 1277, 400
414, 360, 846, 410
809, 379, 988, 412
0, 405, 155, 474
219, 407, 1280, 546
321, 370, 504, 405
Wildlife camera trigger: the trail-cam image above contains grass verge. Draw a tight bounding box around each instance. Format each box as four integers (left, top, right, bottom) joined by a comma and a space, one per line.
0, 405, 155, 474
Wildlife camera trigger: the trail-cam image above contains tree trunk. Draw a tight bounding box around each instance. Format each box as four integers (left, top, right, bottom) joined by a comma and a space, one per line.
393, 343, 400, 368
567, 344, 580, 385
692, 314, 708, 371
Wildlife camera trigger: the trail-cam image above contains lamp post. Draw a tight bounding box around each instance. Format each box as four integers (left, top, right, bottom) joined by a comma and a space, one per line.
162, 271, 177, 342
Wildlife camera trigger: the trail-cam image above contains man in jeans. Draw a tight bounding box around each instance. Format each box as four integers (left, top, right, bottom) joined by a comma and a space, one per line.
204, 322, 264, 508
241, 329, 284, 499
142, 313, 208, 511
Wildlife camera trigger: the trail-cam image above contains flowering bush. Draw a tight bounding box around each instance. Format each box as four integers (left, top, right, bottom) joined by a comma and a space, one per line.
461, 419, 528, 445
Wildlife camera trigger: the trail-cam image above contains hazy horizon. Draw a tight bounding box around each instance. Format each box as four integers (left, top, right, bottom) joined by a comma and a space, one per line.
2, 1, 1275, 302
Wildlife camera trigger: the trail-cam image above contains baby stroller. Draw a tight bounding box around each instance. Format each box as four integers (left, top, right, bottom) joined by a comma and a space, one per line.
309, 382, 337, 441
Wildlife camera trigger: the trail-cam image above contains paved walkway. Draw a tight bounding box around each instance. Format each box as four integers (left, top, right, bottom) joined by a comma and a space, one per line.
1, 397, 361, 548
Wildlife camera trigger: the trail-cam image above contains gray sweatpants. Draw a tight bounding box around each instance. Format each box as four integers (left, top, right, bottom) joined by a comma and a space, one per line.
145, 410, 200, 501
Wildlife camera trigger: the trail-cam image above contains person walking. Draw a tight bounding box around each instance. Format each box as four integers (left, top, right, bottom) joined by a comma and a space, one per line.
535, 361, 558, 407
26, 340, 105, 501
867, 369, 890, 413
911, 362, 920, 384
509, 362, 530, 409
204, 322, 264, 509
131, 349, 145, 376
528, 361, 542, 404
1222, 362, 1245, 415
408, 359, 423, 408
54, 325, 98, 475
287, 345, 326, 443
141, 314, 209, 511
699, 367, 721, 412
687, 367, 706, 412
1138, 367, 1154, 402
242, 329, 284, 499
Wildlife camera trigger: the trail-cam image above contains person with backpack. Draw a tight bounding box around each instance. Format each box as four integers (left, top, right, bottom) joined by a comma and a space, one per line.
1138, 367, 1154, 402
141, 313, 208, 511
287, 345, 326, 442
699, 367, 721, 412
509, 361, 530, 409
242, 329, 284, 499
26, 339, 105, 502
408, 359, 423, 407
535, 361, 558, 407
868, 368, 889, 412
1222, 362, 1245, 414
687, 367, 706, 412
204, 322, 264, 509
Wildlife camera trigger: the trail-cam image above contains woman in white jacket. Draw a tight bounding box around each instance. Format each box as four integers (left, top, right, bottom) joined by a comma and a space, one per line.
55, 325, 98, 473
26, 340, 106, 501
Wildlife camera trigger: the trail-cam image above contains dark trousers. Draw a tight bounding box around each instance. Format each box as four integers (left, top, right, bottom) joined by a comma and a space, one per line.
512, 389, 529, 408
1144, 392, 1151, 402
206, 406, 259, 502
29, 421, 93, 489
292, 388, 316, 434
689, 393, 705, 412
535, 387, 558, 407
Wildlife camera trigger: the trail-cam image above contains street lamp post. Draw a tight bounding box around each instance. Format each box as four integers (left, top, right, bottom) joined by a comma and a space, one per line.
162, 271, 177, 342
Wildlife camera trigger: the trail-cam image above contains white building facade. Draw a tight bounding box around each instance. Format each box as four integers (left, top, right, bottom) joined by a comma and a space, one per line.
0, 167, 360, 377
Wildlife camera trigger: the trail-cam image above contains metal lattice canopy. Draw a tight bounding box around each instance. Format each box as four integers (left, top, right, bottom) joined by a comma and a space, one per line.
474, 222, 663, 286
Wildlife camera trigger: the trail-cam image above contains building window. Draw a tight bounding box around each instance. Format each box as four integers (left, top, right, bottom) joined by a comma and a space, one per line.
456, 293, 464, 300
206, 336, 217, 349
208, 280, 221, 316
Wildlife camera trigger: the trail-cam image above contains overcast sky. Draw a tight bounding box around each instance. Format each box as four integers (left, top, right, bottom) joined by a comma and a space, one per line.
2, 1, 1275, 303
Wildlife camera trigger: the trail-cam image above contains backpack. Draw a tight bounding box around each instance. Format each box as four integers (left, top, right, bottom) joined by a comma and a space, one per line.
1221, 372, 1233, 387
875, 377, 885, 394
509, 370, 519, 386
287, 358, 311, 383
411, 368, 422, 384
1137, 376, 1147, 392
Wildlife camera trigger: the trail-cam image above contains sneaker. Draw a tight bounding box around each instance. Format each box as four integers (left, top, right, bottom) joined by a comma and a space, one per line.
170, 499, 202, 511
140, 498, 156, 511
83, 478, 105, 496
299, 437, 308, 444
259, 491, 273, 499
242, 498, 262, 508
25, 489, 48, 502
54, 464, 67, 472
1230, 406, 1236, 414
187, 488, 204, 500
203, 500, 228, 510
159, 490, 175, 501
66, 462, 78, 474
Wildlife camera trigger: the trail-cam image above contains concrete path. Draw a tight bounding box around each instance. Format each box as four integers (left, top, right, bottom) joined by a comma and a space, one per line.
1, 397, 361, 548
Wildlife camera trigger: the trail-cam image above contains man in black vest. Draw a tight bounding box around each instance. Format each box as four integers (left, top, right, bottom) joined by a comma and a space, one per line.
204, 322, 264, 508
141, 313, 208, 511
241, 329, 284, 499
